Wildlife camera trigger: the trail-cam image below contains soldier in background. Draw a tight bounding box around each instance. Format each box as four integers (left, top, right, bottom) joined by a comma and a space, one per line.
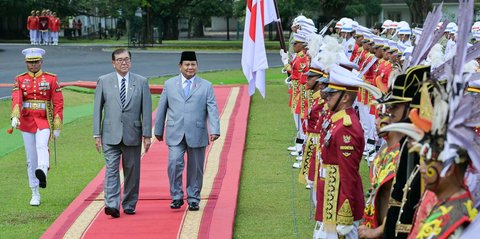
38, 10, 50, 45
49, 12, 61, 45
27, 10, 39, 45
10, 48, 64, 206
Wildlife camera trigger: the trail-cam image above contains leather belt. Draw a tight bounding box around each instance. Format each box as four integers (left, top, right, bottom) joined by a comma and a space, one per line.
23, 101, 46, 110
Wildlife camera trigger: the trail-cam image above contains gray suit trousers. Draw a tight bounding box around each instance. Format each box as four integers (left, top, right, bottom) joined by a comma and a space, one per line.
168, 137, 206, 203
103, 142, 141, 211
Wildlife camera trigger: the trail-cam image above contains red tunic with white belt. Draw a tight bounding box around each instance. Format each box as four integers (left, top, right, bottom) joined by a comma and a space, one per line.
11, 70, 64, 133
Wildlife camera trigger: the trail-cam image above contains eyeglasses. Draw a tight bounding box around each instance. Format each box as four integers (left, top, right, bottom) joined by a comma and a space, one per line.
115, 57, 131, 63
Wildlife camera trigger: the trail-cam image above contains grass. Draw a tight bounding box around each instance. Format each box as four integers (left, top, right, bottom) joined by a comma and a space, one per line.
0, 68, 370, 238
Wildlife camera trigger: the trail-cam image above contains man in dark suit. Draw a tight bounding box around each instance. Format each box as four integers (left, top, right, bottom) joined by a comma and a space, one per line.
93, 48, 152, 218
154, 51, 220, 211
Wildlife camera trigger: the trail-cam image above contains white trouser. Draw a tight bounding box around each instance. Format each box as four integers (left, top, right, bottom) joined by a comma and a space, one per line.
354, 101, 377, 146
22, 129, 50, 188
294, 113, 305, 140
313, 220, 360, 239
51, 32, 59, 44
36, 31, 42, 44
29, 30, 37, 44
41, 31, 49, 44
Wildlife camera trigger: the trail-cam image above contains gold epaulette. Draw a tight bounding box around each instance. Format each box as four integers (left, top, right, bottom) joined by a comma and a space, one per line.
44, 71, 57, 76
16, 72, 28, 78
343, 115, 352, 126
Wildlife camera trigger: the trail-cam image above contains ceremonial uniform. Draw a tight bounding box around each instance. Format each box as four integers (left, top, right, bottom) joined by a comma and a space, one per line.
375, 60, 392, 93
27, 14, 39, 45
12, 70, 63, 133
343, 37, 355, 60
49, 15, 60, 45
10, 48, 63, 206
299, 90, 323, 183
313, 65, 382, 239
381, 66, 426, 239
415, 192, 477, 239
38, 15, 49, 45
315, 107, 365, 238
363, 144, 400, 229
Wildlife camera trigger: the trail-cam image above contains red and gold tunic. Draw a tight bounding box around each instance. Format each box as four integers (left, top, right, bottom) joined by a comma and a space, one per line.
415, 191, 477, 239
299, 91, 323, 184
363, 144, 400, 230
11, 70, 64, 133
287, 50, 309, 115
350, 45, 363, 64
357, 54, 377, 108
375, 60, 392, 94
308, 104, 330, 185
315, 108, 365, 230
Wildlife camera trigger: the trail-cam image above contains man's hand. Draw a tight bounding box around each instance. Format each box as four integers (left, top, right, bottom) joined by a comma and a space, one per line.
53, 130, 61, 138
209, 134, 220, 142
143, 137, 151, 153
155, 135, 163, 142
11, 117, 20, 128
95, 137, 102, 153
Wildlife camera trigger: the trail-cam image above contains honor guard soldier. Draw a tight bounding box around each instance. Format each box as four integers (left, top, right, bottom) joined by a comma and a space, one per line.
11, 48, 64, 206
313, 65, 381, 239
286, 32, 310, 158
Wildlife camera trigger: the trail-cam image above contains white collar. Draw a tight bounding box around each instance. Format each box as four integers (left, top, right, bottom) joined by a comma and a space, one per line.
116, 72, 130, 82
181, 73, 195, 84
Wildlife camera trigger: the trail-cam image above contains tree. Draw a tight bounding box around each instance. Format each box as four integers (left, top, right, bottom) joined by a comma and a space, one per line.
405, 0, 433, 25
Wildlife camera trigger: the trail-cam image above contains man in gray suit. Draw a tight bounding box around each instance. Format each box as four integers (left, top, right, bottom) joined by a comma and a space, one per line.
93, 48, 152, 218
154, 51, 220, 211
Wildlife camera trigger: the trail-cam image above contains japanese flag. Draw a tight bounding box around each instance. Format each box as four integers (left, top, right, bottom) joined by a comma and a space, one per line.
241, 0, 278, 98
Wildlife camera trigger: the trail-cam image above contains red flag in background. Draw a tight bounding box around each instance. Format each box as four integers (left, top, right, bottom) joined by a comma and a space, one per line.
241, 0, 278, 98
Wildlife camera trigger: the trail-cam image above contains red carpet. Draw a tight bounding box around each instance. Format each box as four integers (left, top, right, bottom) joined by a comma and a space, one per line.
41, 85, 250, 239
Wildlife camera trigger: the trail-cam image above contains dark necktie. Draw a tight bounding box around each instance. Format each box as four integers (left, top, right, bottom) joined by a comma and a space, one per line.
184, 79, 192, 97
120, 78, 126, 107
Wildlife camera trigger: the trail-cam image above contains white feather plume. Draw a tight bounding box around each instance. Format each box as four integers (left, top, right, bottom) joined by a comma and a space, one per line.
307, 34, 323, 59
426, 44, 445, 68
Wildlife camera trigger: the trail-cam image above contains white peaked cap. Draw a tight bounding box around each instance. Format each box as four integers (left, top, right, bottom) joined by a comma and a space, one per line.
323, 64, 382, 99
293, 15, 307, 26
22, 48, 45, 61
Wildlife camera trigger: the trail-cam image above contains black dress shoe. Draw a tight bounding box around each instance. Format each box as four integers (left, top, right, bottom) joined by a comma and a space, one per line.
170, 199, 184, 209
124, 209, 136, 215
188, 202, 199, 211
105, 207, 120, 218
35, 169, 47, 188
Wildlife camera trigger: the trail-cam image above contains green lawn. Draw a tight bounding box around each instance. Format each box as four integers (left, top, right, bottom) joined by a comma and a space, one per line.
0, 68, 370, 238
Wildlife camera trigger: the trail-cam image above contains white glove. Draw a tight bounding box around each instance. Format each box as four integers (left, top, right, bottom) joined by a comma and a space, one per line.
306, 179, 314, 188
11, 117, 20, 128
53, 130, 61, 138
336, 224, 354, 236
284, 76, 292, 86
280, 49, 289, 65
